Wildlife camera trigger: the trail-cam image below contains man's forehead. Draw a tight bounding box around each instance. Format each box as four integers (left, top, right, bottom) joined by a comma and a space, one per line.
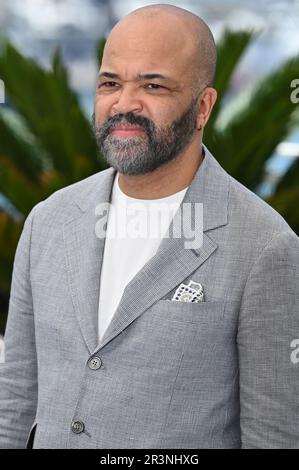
104, 36, 184, 62
98, 71, 173, 81
98, 58, 186, 85
101, 37, 192, 82
101, 50, 178, 72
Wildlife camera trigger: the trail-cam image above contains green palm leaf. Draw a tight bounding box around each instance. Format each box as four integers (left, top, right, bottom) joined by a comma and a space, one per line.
0, 112, 44, 183
0, 42, 102, 181
206, 29, 255, 129
207, 56, 299, 191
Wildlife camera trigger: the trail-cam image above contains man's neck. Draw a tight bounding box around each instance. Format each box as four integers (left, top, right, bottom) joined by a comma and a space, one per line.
118, 142, 204, 200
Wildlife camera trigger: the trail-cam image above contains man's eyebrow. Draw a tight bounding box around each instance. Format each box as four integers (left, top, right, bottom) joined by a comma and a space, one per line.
98, 71, 172, 81
137, 73, 172, 80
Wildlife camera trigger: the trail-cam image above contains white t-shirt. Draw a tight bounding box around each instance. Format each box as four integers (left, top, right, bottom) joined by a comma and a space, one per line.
97, 172, 189, 341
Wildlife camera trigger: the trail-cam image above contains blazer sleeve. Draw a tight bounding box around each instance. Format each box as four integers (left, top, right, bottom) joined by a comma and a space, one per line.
0, 204, 40, 448
237, 229, 299, 448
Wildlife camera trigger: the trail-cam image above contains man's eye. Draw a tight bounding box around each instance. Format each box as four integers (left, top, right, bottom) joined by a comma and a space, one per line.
146, 83, 164, 90
98, 81, 118, 88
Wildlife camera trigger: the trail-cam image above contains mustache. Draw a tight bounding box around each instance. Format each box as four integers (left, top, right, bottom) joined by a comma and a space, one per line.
92, 111, 155, 139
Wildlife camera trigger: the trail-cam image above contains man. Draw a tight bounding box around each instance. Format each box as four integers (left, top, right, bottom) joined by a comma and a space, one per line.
0, 4, 298, 449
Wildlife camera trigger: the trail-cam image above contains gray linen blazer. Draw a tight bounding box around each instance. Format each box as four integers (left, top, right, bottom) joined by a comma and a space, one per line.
0, 146, 298, 449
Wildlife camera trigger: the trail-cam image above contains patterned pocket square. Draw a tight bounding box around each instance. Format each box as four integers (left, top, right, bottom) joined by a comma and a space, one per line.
170, 280, 204, 303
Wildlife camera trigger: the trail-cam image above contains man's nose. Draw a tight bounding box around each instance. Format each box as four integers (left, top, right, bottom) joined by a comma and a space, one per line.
111, 85, 143, 115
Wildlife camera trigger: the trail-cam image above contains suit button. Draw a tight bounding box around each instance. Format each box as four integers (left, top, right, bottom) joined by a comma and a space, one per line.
88, 356, 102, 370
71, 420, 84, 434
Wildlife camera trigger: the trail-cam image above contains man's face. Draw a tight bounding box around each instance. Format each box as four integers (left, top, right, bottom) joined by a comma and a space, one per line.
93, 17, 199, 175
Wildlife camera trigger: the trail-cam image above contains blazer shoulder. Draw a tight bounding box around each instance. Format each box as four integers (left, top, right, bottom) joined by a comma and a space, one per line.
29, 167, 114, 222
227, 173, 295, 239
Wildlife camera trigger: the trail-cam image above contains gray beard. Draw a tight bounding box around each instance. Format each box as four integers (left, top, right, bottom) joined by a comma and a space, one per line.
92, 97, 198, 175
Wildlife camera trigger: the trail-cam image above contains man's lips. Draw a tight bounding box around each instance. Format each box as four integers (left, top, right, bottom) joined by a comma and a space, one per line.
109, 126, 145, 137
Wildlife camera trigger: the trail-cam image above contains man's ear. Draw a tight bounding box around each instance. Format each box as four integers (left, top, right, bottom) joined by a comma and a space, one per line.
196, 87, 217, 130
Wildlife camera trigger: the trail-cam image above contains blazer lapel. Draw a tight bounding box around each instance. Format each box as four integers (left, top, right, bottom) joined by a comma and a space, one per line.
96, 146, 230, 352
63, 167, 116, 354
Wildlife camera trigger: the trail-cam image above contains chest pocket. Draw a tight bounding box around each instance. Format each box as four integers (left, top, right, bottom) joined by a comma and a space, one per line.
153, 299, 226, 325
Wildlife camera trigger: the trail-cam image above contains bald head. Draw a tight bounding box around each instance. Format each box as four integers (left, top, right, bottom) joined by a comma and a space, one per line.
110, 4, 217, 93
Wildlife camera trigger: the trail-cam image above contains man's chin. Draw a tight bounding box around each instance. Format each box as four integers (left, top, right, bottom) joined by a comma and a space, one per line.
100, 139, 149, 159
107, 134, 148, 145
100, 154, 157, 176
